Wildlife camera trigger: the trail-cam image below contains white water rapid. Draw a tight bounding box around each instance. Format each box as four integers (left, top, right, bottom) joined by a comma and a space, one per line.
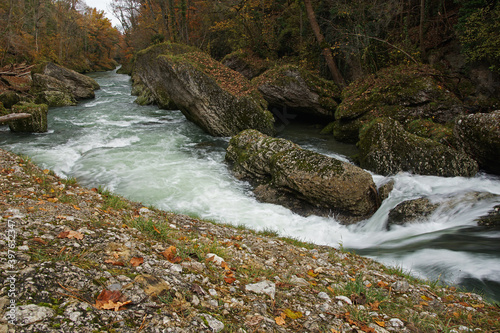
2, 69, 499, 302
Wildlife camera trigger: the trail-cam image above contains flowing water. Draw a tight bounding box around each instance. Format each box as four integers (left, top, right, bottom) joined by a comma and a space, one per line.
2, 69, 500, 302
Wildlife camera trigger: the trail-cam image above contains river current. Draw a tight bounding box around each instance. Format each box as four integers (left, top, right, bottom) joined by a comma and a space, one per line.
2, 69, 500, 302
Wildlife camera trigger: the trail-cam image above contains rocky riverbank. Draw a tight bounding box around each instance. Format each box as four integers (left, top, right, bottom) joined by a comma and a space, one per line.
1, 148, 499, 333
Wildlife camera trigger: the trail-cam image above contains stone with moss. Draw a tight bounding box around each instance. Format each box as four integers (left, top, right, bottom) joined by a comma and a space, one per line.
135, 44, 274, 136
253, 64, 341, 120
334, 64, 464, 143
226, 129, 379, 223
405, 118, 454, 144
8, 102, 48, 133
0, 90, 21, 109
454, 110, 500, 175
222, 49, 270, 79
358, 117, 478, 177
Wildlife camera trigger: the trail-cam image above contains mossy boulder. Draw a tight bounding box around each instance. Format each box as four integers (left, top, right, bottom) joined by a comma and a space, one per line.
31, 62, 99, 106
454, 110, 500, 175
226, 129, 379, 224
253, 65, 341, 121
135, 43, 274, 137
333, 64, 465, 143
222, 49, 270, 79
0, 90, 21, 109
358, 118, 478, 177
8, 102, 48, 132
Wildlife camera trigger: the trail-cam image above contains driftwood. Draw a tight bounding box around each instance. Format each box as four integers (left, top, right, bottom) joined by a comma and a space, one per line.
0, 113, 32, 123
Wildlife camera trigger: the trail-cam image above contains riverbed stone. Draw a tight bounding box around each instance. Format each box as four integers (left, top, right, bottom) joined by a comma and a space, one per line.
226, 129, 379, 223
387, 198, 440, 229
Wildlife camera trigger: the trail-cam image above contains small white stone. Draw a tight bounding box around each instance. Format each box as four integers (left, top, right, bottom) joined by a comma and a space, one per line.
245, 280, 276, 300
335, 296, 352, 305
317, 292, 330, 301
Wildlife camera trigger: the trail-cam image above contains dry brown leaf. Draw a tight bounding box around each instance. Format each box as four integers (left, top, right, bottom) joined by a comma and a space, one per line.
104, 259, 125, 266
224, 276, 236, 284
57, 230, 84, 240
95, 289, 131, 311
130, 257, 144, 267
162, 245, 182, 263
32, 237, 47, 245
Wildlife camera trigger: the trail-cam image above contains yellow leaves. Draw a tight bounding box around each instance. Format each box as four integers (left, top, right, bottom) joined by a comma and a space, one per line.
373, 319, 386, 327
275, 308, 303, 326
307, 269, 319, 278
421, 295, 433, 301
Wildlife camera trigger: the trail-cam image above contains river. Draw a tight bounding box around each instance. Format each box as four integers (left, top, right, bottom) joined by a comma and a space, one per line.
2, 69, 500, 302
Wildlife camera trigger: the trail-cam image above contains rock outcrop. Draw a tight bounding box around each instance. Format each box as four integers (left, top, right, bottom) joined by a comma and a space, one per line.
222, 49, 270, 79
134, 43, 275, 137
225, 129, 379, 223
454, 110, 500, 175
330, 64, 464, 143
253, 65, 340, 120
31, 62, 100, 107
8, 102, 48, 132
358, 118, 478, 177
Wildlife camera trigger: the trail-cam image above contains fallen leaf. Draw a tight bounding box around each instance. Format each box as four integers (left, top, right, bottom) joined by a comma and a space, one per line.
104, 259, 125, 266
32, 237, 47, 245
153, 226, 161, 234
374, 319, 385, 327
162, 245, 182, 263
130, 257, 144, 267
57, 230, 84, 240
224, 276, 236, 284
73, 204, 81, 210
284, 308, 302, 319
369, 301, 380, 310
421, 295, 433, 301
275, 315, 286, 326
377, 281, 389, 289
95, 289, 131, 311
307, 269, 319, 278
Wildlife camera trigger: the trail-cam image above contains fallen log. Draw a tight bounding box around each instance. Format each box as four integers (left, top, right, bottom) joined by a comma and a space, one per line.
0, 113, 32, 123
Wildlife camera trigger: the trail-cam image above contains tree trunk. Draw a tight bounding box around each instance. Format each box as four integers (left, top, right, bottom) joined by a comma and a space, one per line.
419, 0, 426, 59
303, 0, 345, 87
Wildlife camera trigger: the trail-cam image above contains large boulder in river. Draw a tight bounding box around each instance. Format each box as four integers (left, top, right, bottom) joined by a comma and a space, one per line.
134, 43, 275, 137
222, 49, 270, 80
331, 64, 464, 143
253, 65, 340, 120
358, 118, 478, 177
31, 62, 100, 106
225, 129, 379, 224
8, 102, 48, 132
453, 111, 500, 175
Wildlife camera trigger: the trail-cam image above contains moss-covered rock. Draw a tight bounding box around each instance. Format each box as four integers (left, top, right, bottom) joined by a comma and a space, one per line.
253, 64, 341, 121
0, 90, 21, 109
226, 129, 379, 223
405, 118, 454, 144
454, 110, 500, 175
8, 102, 48, 133
31, 62, 99, 105
334, 64, 465, 143
222, 49, 270, 79
358, 117, 478, 177
135, 43, 274, 137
